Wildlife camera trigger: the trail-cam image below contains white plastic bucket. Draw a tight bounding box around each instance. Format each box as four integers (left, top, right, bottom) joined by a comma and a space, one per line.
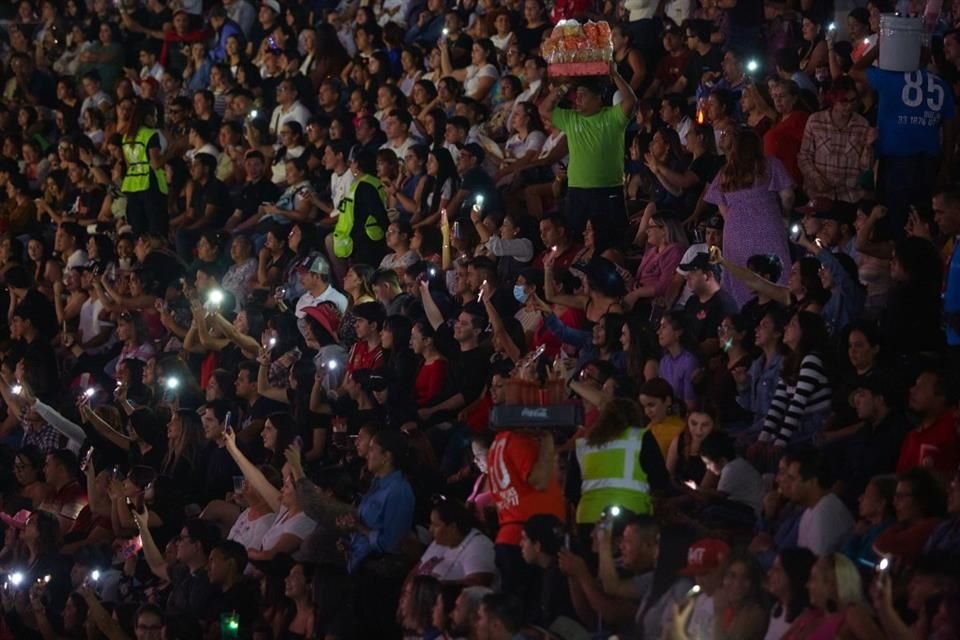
879, 14, 924, 72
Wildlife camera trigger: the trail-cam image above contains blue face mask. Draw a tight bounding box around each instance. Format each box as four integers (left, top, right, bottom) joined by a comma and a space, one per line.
513, 285, 529, 303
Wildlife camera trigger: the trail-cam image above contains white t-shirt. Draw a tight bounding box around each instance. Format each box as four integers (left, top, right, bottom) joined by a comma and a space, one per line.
296, 285, 349, 317
504, 130, 546, 161
79, 297, 114, 355
259, 507, 317, 556
686, 593, 716, 640
270, 101, 311, 140
464, 64, 498, 99
417, 529, 496, 583
717, 458, 763, 515
764, 606, 791, 640
798, 493, 854, 555
330, 169, 354, 214
381, 136, 416, 159
228, 508, 277, 550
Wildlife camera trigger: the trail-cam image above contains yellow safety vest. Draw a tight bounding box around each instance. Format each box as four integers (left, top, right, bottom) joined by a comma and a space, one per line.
121, 127, 168, 194
575, 426, 652, 523
332, 173, 385, 258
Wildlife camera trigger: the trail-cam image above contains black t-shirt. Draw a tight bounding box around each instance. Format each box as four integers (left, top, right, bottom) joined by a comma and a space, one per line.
727, 0, 764, 28
458, 167, 498, 218
684, 46, 723, 87
236, 177, 281, 219
190, 177, 232, 227
142, 249, 185, 291
433, 323, 492, 407
683, 288, 738, 347
207, 578, 261, 635
516, 23, 550, 55
166, 565, 214, 619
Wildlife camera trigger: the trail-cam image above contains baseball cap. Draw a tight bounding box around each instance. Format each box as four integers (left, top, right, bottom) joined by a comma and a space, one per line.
0, 509, 31, 530
815, 201, 856, 225
678, 252, 720, 276
262, 0, 282, 13
296, 253, 330, 276
855, 372, 900, 405
303, 303, 341, 341
677, 538, 730, 576
704, 214, 724, 230
795, 197, 833, 217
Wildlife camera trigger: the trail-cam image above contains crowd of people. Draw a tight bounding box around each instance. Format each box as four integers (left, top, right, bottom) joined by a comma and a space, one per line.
0, 0, 958, 639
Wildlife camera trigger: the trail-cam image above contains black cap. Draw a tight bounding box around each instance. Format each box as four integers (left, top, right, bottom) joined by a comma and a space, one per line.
812, 200, 856, 225
679, 252, 721, 276
855, 373, 900, 405
704, 214, 724, 230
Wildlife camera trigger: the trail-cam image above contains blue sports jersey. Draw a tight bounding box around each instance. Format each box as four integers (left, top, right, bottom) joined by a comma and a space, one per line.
867, 67, 955, 157
945, 241, 960, 346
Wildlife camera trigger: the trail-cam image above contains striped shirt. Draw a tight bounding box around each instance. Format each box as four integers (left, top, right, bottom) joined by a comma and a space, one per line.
759, 353, 831, 446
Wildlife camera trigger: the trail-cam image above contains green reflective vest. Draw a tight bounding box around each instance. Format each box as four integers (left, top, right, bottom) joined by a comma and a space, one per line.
121, 127, 168, 194
575, 426, 652, 523
332, 173, 385, 258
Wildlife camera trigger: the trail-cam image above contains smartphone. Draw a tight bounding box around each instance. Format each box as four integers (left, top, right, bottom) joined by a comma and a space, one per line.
788, 222, 803, 243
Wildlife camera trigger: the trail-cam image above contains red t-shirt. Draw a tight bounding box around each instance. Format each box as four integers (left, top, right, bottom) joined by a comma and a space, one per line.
763, 110, 809, 186
488, 431, 566, 545
654, 51, 690, 88
416, 358, 448, 406
347, 340, 384, 374
531, 306, 586, 358
896, 410, 959, 474
533, 244, 583, 271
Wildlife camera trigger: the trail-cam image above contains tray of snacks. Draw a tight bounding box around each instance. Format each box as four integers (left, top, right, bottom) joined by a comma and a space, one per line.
542, 20, 613, 77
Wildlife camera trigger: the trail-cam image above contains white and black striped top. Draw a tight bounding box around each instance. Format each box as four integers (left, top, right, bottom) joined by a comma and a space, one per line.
759, 353, 832, 446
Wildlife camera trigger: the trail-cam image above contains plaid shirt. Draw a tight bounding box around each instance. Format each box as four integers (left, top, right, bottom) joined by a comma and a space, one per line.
21, 421, 63, 454
797, 109, 874, 203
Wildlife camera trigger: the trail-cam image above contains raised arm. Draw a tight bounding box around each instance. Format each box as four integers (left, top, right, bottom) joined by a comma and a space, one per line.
711, 247, 791, 306
223, 426, 281, 511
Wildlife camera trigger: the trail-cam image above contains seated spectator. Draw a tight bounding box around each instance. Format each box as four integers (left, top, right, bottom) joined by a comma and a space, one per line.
666, 404, 718, 490
416, 498, 496, 586
873, 467, 947, 566
786, 552, 883, 639
897, 367, 959, 475
786, 450, 855, 556
764, 547, 816, 639
844, 474, 897, 572
655, 312, 699, 410
754, 311, 833, 453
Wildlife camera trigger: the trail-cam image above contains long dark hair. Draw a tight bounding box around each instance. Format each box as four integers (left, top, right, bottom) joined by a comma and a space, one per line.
588, 397, 644, 446
782, 311, 831, 385
625, 315, 660, 382
776, 547, 816, 623
425, 147, 458, 216
719, 128, 767, 192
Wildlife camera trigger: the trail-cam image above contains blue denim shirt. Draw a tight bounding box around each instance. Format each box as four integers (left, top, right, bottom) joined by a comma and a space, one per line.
738, 351, 784, 431
349, 470, 415, 572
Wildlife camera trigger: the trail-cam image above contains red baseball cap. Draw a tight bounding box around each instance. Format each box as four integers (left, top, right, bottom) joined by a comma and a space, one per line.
677, 538, 730, 576
303, 303, 340, 342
